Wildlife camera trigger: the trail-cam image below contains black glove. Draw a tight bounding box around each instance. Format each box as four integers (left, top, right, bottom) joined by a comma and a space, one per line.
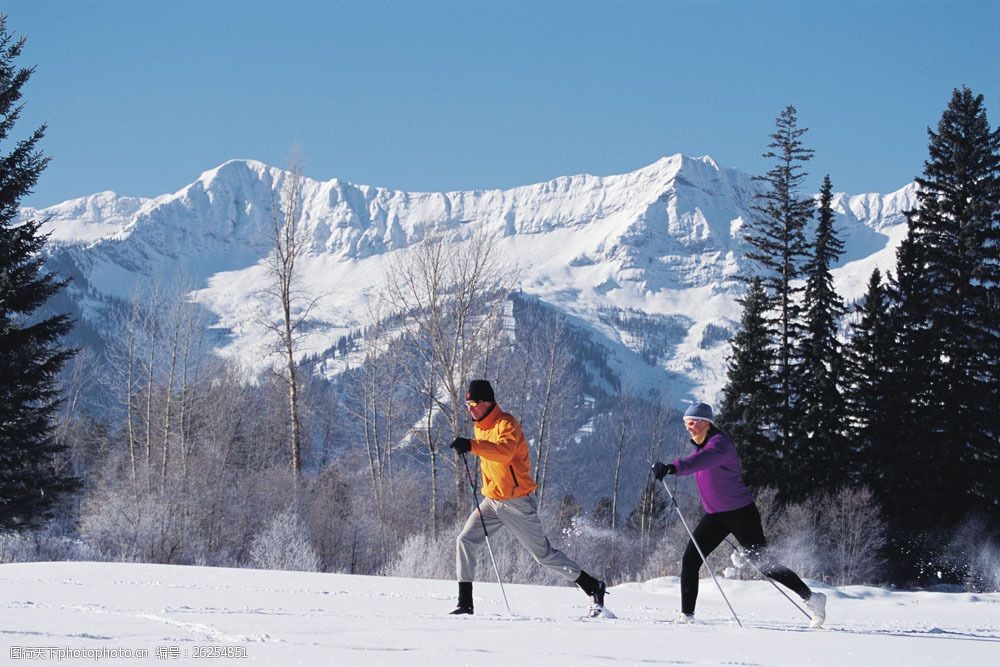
652, 461, 676, 480
450, 437, 472, 455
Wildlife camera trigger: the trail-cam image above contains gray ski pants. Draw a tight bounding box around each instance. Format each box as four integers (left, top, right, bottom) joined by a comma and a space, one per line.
456, 493, 582, 583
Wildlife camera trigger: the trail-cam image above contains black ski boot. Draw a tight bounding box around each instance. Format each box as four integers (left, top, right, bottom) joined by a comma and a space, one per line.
449, 581, 474, 615
576, 571, 607, 617
587, 579, 607, 617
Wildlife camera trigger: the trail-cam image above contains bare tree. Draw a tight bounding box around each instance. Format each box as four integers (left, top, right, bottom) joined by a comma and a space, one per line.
102, 283, 163, 493
635, 391, 673, 558
347, 302, 404, 530
820, 486, 886, 585
122, 296, 142, 487
381, 231, 514, 535
105, 274, 213, 496
610, 384, 633, 532
157, 289, 185, 495
176, 297, 210, 477
259, 152, 321, 478
140, 284, 163, 490
52, 347, 100, 480
526, 312, 577, 509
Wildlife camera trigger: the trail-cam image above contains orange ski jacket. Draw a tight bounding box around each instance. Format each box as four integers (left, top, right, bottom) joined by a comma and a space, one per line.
470, 404, 538, 501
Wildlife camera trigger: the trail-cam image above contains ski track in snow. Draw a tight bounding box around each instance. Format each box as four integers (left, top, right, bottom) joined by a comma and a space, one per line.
135, 613, 280, 644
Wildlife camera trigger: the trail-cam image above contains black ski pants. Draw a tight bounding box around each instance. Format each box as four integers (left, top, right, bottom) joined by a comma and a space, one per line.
680, 502, 811, 615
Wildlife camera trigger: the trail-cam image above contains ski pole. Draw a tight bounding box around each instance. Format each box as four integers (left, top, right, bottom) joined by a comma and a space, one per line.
461, 451, 513, 617
660, 478, 742, 627
724, 537, 811, 620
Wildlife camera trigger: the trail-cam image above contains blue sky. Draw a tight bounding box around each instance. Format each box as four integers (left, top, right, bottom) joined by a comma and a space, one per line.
6, 0, 999, 208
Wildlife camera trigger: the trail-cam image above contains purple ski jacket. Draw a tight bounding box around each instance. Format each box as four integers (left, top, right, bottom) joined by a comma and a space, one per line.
671, 426, 755, 514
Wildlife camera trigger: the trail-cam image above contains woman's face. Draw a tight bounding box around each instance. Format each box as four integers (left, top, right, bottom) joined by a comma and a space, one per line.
684, 418, 711, 439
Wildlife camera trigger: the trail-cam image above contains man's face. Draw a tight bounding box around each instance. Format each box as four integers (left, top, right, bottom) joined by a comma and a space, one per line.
684, 418, 711, 439
467, 400, 493, 421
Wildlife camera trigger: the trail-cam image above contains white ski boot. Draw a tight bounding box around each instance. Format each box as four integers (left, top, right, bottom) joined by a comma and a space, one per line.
805, 591, 827, 628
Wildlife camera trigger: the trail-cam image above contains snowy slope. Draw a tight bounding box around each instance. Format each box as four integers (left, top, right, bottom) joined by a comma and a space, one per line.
29, 155, 917, 404
23, 191, 156, 245
1, 561, 996, 666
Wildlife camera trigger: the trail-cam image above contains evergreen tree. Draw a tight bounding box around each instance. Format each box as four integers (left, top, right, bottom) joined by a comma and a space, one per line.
843, 266, 919, 573
843, 269, 896, 477
793, 175, 848, 497
907, 87, 999, 521
718, 277, 779, 488
880, 87, 999, 583
0, 16, 77, 528
877, 206, 953, 583
745, 105, 814, 453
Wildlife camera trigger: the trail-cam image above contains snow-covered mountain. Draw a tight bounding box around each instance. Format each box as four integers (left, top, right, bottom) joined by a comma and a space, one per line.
27, 154, 916, 406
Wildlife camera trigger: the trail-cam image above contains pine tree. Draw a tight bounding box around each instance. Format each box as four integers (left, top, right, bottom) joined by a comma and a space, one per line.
0, 16, 77, 528
913, 87, 999, 516
876, 210, 952, 583
718, 277, 780, 489
843, 267, 917, 552
843, 269, 895, 476
745, 105, 814, 453
879, 87, 999, 583
905, 87, 999, 523
793, 175, 848, 497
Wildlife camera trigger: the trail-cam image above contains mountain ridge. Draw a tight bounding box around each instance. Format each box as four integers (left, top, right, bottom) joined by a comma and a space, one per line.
26, 153, 917, 404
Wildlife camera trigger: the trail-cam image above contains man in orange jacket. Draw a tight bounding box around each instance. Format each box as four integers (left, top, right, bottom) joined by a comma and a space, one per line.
449, 380, 607, 616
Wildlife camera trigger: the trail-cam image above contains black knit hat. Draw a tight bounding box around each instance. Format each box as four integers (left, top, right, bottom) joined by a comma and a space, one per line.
466, 380, 495, 403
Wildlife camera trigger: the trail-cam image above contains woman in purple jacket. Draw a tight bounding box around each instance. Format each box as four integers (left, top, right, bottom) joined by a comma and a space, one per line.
652, 402, 827, 627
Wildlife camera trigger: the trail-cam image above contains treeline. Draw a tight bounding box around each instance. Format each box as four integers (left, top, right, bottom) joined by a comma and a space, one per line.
718, 88, 999, 587
597, 306, 691, 366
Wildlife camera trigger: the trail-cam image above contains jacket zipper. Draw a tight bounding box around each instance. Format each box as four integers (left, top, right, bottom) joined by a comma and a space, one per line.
509, 465, 519, 492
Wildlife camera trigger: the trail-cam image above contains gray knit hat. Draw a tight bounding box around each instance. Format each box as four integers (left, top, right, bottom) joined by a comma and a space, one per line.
683, 402, 714, 423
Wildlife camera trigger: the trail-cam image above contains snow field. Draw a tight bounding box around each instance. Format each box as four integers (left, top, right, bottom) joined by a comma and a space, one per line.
2, 562, 997, 666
